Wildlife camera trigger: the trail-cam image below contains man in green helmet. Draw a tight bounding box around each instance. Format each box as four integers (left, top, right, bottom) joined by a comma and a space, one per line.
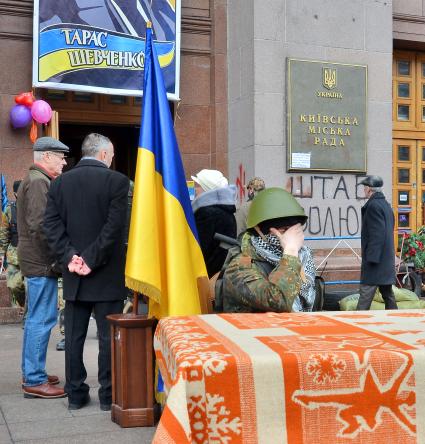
220, 187, 316, 313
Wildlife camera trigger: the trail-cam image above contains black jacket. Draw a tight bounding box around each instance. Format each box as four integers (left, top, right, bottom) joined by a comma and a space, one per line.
192, 186, 237, 277
44, 159, 129, 301
360, 192, 396, 285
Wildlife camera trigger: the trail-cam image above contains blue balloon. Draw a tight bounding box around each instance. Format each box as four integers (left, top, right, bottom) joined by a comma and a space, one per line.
10, 104, 32, 129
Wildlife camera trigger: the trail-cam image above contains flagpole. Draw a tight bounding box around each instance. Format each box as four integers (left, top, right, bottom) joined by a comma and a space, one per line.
132, 291, 139, 314
131, 20, 151, 317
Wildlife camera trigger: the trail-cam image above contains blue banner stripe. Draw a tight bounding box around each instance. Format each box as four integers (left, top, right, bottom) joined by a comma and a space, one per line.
39, 27, 174, 58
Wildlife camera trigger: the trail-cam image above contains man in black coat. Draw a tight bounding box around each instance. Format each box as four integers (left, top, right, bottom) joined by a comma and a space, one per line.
356, 175, 398, 310
44, 133, 129, 410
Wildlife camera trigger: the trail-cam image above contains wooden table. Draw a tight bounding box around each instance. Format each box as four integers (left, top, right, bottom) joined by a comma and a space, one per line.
153, 310, 425, 443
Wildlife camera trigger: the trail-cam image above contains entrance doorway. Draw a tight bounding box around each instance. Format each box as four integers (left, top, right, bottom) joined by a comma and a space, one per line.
392, 139, 425, 247
59, 123, 139, 180
393, 50, 425, 247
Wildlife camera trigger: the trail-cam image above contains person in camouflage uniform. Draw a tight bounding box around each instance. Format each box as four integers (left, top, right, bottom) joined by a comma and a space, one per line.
0, 180, 25, 308
235, 177, 265, 235
55, 278, 65, 350
221, 187, 316, 313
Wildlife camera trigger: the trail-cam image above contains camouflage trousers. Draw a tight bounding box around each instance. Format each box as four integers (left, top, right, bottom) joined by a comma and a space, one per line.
6, 263, 25, 308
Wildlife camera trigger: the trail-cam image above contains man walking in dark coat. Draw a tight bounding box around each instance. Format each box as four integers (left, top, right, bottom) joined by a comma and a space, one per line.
356, 175, 398, 310
44, 133, 129, 410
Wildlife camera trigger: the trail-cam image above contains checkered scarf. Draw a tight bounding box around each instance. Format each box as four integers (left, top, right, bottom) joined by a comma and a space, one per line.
250, 234, 316, 311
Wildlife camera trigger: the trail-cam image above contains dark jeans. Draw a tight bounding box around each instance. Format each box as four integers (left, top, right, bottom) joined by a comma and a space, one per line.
64, 300, 123, 405
356, 284, 398, 310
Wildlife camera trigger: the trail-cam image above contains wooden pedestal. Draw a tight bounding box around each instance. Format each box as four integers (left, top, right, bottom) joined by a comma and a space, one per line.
107, 313, 158, 428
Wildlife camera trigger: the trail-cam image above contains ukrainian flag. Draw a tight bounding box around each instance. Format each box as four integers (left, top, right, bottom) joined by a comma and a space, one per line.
125, 24, 207, 318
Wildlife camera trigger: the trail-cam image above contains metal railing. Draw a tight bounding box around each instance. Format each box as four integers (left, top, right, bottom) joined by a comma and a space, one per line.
305, 235, 361, 286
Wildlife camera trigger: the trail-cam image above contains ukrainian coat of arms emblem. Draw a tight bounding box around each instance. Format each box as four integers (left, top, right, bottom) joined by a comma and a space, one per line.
323, 67, 337, 89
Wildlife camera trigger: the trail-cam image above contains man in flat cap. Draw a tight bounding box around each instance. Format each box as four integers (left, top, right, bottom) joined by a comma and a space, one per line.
18, 136, 69, 399
235, 177, 266, 235
357, 175, 398, 311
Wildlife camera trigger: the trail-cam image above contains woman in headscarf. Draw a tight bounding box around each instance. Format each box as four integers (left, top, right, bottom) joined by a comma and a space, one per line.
191, 169, 237, 278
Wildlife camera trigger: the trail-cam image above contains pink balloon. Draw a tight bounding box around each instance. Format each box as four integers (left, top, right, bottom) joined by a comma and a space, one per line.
31, 100, 52, 124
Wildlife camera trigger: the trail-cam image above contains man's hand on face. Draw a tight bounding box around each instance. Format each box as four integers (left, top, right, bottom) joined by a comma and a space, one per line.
270, 223, 304, 257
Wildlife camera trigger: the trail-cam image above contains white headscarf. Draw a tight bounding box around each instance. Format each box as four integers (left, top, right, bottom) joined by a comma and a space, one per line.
191, 169, 228, 192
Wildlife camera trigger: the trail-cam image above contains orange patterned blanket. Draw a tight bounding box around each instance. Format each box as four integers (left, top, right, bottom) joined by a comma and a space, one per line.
153, 310, 425, 443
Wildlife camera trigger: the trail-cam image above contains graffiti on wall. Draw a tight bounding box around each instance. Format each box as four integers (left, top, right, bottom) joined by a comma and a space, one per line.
235, 163, 246, 204
285, 175, 366, 237
232, 164, 365, 237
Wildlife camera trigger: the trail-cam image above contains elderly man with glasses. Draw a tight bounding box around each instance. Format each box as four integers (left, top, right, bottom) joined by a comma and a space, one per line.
18, 136, 69, 399
44, 133, 129, 411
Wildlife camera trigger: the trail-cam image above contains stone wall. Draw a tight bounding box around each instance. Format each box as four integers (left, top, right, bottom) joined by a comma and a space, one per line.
393, 0, 425, 45
176, 0, 228, 176
0, 0, 34, 196
228, 0, 393, 244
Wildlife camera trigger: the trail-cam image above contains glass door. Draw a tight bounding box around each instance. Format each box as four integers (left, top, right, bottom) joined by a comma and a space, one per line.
392, 139, 425, 248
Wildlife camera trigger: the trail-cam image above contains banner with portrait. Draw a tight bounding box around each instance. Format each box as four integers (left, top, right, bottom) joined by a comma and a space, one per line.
33, 0, 181, 100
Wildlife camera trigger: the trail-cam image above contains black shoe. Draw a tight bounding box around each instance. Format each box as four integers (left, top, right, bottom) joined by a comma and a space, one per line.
100, 403, 111, 411
68, 394, 91, 410
56, 338, 65, 351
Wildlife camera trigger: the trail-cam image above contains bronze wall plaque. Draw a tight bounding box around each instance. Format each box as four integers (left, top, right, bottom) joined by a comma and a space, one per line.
287, 58, 367, 173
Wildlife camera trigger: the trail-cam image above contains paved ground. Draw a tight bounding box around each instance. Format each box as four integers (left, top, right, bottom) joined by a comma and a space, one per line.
0, 321, 156, 443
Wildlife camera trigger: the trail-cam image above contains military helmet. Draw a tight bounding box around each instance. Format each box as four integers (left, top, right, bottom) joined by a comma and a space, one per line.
246, 187, 307, 229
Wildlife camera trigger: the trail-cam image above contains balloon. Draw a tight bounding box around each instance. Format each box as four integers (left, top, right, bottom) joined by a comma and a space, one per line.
15, 92, 34, 107
10, 104, 32, 128
30, 120, 38, 144
31, 100, 52, 124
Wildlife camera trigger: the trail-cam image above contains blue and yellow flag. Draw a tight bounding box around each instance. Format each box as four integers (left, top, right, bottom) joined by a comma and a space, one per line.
125, 25, 207, 319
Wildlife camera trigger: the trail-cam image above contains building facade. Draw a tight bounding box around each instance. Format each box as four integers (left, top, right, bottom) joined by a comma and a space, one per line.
1, 1, 425, 289
0, 0, 227, 186
227, 0, 425, 251
228, 0, 390, 243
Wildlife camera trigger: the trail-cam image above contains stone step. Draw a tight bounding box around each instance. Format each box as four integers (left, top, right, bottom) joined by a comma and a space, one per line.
0, 307, 23, 324
313, 252, 361, 286
319, 269, 360, 283
0, 277, 10, 307
0, 273, 23, 323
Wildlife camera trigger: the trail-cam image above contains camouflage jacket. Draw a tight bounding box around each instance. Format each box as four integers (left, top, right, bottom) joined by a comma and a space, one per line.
0, 205, 19, 266
222, 233, 302, 313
